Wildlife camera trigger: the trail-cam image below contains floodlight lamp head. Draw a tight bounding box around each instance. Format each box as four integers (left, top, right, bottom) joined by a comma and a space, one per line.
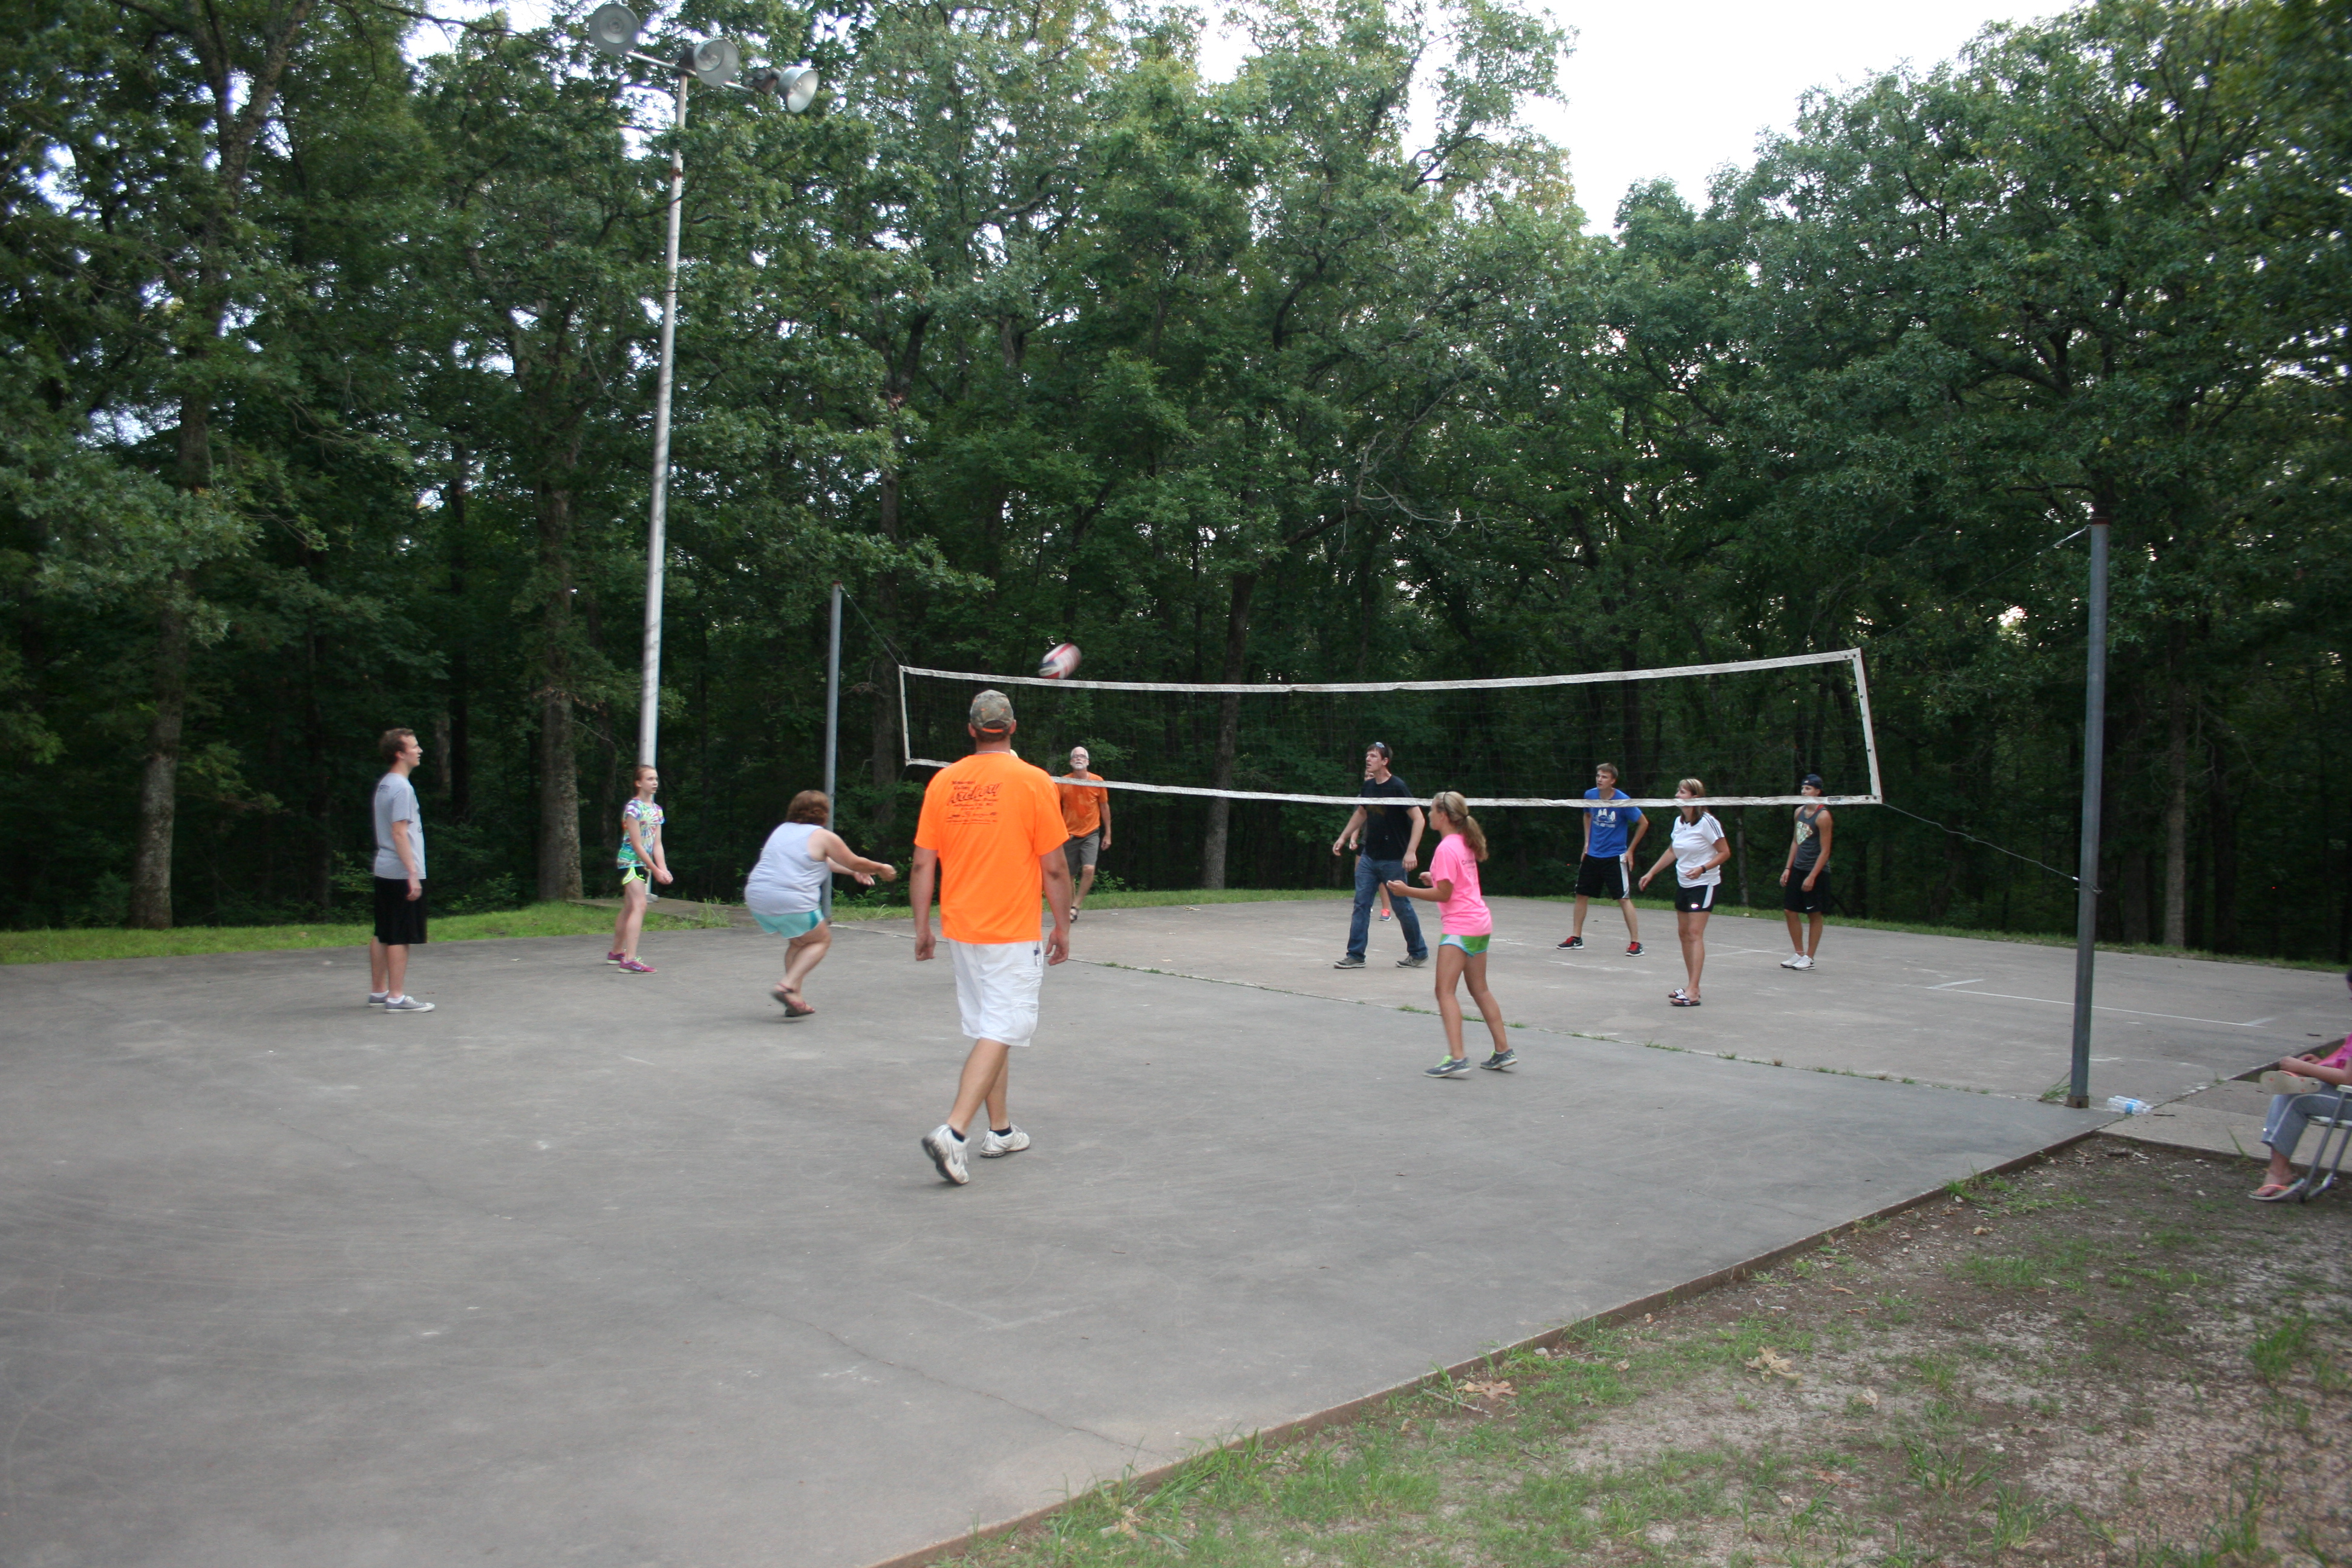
754, 62, 819, 111
586, 2, 641, 58
688, 36, 740, 87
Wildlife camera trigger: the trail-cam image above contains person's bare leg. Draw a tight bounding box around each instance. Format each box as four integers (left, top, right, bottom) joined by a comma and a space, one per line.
781, 923, 831, 998
1807, 912, 1825, 958
1569, 893, 1590, 941
1785, 908, 1804, 953
947, 1039, 1011, 1135
384, 942, 409, 998
2265, 1146, 2296, 1186
1677, 910, 1703, 996
1074, 862, 1097, 912
1435, 945, 1469, 1059
370, 938, 390, 993
617, 883, 648, 961
1464, 952, 1507, 1054
981, 1050, 1011, 1131
1688, 911, 1710, 998
1618, 897, 1640, 943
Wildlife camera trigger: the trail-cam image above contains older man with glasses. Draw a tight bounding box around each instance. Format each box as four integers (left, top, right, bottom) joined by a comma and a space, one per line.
1329, 742, 1428, 969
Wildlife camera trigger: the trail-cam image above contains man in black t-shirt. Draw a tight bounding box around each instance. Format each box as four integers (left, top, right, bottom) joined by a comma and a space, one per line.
1329, 742, 1429, 969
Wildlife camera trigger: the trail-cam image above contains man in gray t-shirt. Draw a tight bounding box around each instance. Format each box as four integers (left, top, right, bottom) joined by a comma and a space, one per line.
368, 728, 435, 1013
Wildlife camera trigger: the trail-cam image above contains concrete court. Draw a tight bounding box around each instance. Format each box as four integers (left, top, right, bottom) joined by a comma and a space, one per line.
2, 912, 2105, 1568
1057, 895, 2341, 1105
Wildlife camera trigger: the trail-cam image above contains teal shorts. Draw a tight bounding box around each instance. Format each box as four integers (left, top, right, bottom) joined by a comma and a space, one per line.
1439, 932, 1491, 955
754, 909, 825, 938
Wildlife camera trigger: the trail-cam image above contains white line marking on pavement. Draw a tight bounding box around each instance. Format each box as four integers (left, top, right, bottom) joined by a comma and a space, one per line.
1927, 978, 1985, 990
1917, 987, 2275, 1027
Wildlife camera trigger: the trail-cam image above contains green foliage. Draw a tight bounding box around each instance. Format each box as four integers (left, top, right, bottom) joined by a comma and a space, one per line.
0, 0, 2344, 959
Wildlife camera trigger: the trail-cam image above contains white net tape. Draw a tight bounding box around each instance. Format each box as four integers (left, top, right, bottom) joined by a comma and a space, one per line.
900, 648, 1883, 811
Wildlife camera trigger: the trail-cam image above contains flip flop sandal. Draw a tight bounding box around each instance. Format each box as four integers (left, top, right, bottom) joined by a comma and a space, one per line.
773, 988, 817, 1018
1671, 993, 1702, 1007
2251, 1180, 2304, 1203
1668, 989, 1690, 1004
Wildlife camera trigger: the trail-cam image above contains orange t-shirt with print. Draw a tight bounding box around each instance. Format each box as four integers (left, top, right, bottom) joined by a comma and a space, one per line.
915, 750, 1070, 944
1058, 771, 1107, 837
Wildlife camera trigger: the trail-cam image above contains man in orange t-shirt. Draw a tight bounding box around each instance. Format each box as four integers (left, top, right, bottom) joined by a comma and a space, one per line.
911, 688, 1075, 1186
1057, 745, 1112, 923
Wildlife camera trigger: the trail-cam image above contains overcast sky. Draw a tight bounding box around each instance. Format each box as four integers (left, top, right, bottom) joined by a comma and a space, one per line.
1200, 0, 2057, 232
430, 0, 2058, 234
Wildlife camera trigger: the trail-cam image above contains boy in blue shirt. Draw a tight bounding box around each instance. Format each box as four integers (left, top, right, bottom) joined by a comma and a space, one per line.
1557, 762, 1648, 955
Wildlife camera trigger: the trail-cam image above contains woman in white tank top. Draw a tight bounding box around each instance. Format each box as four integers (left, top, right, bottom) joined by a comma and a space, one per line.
744, 790, 896, 1016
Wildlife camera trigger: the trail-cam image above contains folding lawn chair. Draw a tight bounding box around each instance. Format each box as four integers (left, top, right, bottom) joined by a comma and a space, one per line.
2298, 1085, 2352, 1203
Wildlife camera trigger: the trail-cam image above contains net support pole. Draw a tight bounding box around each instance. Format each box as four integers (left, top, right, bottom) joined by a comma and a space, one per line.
2067, 514, 2109, 1109
822, 581, 841, 921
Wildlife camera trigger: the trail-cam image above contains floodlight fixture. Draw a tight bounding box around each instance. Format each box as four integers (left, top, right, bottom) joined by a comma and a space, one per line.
586, 2, 640, 57
773, 63, 820, 112
687, 37, 740, 88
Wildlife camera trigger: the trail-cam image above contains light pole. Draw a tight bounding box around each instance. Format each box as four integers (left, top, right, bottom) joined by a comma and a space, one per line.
2066, 509, 2110, 1108
587, 4, 818, 766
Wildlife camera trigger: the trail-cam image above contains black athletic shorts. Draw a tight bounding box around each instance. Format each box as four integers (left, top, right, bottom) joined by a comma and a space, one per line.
1783, 871, 1830, 915
1573, 854, 1628, 901
1673, 881, 1718, 914
373, 875, 429, 946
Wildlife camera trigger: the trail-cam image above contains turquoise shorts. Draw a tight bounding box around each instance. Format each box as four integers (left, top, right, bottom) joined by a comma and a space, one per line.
1439, 932, 1491, 955
754, 909, 825, 938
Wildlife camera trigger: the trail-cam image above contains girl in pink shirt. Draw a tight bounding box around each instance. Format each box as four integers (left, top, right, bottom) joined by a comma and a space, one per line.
1388, 791, 1511, 1077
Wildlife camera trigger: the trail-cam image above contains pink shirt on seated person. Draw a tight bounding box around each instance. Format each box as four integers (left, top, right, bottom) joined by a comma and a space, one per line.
1430, 834, 1492, 936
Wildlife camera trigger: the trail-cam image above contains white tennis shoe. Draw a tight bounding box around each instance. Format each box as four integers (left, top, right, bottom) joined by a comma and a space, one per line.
978, 1125, 1031, 1157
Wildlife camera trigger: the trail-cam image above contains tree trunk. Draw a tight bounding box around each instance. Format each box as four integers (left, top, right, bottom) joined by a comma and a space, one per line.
534, 481, 582, 901
447, 447, 473, 822
130, 381, 218, 929
129, 578, 192, 929
1619, 638, 1644, 792
2210, 740, 2236, 953
867, 474, 904, 835
2162, 680, 2187, 947
2120, 848, 2149, 945
1199, 571, 1257, 889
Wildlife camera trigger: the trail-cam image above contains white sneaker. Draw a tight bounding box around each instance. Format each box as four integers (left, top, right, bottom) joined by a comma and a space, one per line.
1790, 955, 1814, 971
1779, 954, 1805, 969
978, 1125, 1031, 1157
382, 995, 436, 1012
921, 1125, 970, 1185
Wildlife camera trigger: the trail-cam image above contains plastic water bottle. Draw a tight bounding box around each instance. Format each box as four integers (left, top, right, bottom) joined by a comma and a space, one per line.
2105, 1096, 2151, 1116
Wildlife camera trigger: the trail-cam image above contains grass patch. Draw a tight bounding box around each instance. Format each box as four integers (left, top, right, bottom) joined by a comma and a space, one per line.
0, 900, 731, 964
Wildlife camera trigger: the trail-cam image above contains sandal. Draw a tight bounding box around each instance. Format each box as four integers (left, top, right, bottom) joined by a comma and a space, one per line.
1673, 993, 1702, 1007
2250, 1179, 2304, 1203
1668, 988, 1691, 1005
773, 987, 816, 1019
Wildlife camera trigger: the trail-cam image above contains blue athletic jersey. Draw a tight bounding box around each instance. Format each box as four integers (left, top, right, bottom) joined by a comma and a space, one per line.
1584, 788, 1642, 858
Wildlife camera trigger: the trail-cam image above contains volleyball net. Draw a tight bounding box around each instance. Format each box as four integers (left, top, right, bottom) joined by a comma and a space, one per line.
899, 650, 1882, 809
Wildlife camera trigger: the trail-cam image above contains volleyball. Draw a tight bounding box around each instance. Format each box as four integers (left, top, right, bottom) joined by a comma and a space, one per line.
1038, 642, 1082, 680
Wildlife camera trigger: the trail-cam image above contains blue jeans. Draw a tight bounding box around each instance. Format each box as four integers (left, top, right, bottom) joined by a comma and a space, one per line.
1349, 854, 1426, 961
2264, 1091, 2347, 1158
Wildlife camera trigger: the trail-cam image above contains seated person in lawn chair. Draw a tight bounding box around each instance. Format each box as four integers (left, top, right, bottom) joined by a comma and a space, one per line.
2250, 971, 2352, 1203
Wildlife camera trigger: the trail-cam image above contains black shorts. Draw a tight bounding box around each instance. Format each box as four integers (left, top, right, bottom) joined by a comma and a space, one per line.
1673, 881, 1718, 914
1783, 871, 1830, 914
1574, 854, 1628, 900
373, 876, 429, 946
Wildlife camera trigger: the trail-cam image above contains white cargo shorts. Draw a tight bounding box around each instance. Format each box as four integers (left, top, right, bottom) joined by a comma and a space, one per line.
949, 938, 1044, 1046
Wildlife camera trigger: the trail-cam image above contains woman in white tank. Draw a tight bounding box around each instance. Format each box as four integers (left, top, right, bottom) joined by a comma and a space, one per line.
745, 790, 895, 1016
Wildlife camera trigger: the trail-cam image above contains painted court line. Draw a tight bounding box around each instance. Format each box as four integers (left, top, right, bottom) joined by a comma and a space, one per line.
1919, 984, 2270, 1029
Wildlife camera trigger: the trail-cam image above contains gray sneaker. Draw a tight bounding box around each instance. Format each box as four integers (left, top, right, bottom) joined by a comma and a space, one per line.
1333, 955, 1366, 969
1479, 1048, 1518, 1071
367, 991, 390, 1007
978, 1125, 1031, 1158
921, 1125, 970, 1185
1397, 954, 1428, 968
1424, 1056, 1471, 1077
382, 995, 435, 1013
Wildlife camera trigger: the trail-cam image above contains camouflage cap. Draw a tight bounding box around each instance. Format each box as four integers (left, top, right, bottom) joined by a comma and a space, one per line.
969, 688, 1016, 733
